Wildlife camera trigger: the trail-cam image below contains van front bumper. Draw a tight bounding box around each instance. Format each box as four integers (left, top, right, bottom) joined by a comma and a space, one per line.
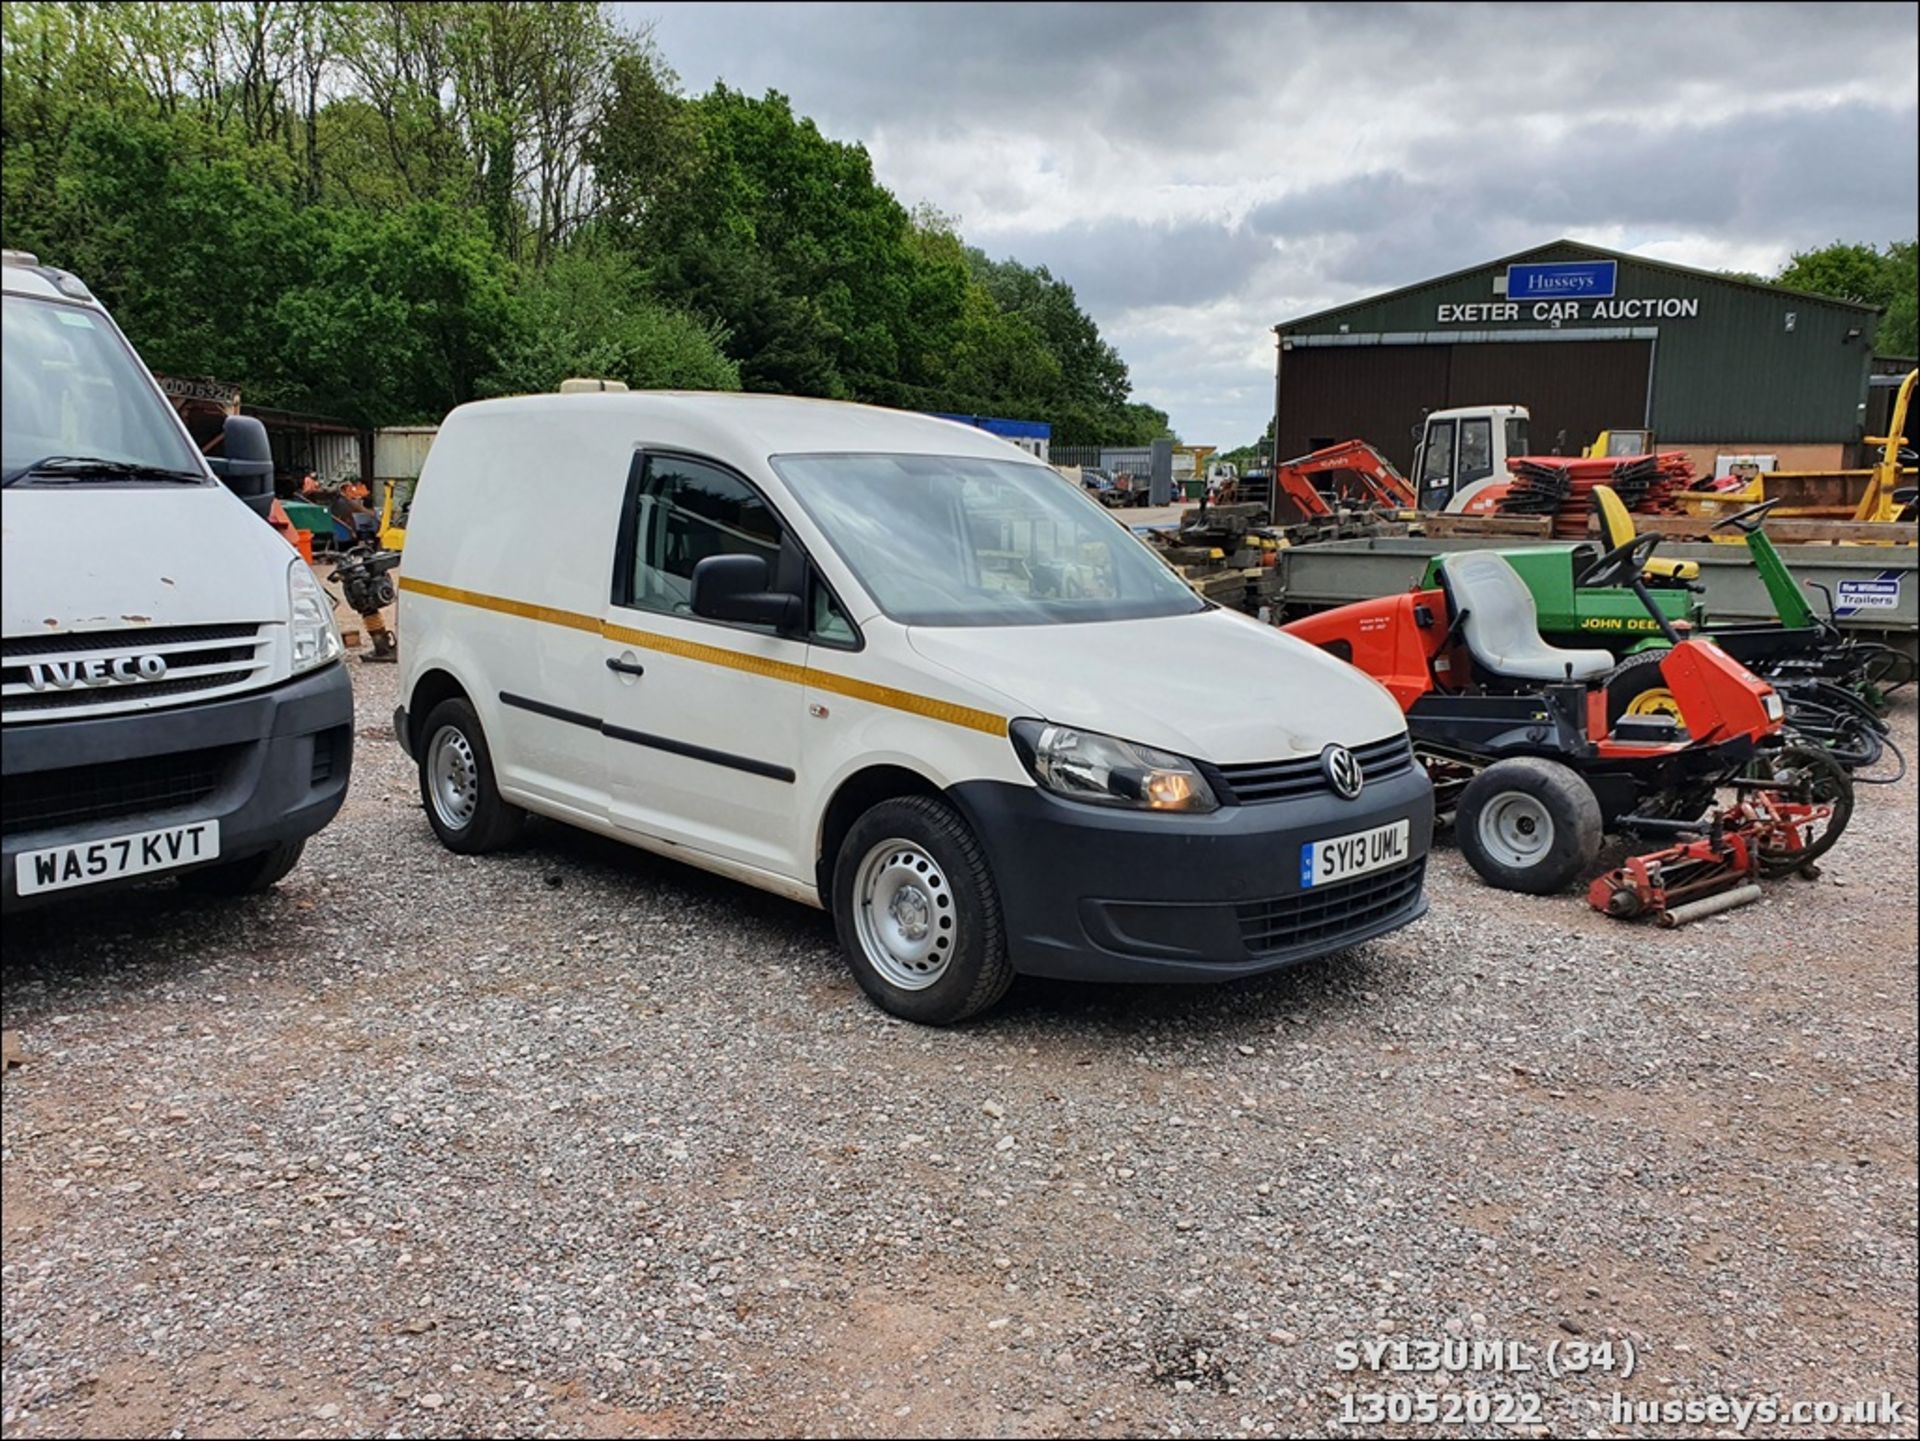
948, 763, 1433, 983
2, 662, 354, 911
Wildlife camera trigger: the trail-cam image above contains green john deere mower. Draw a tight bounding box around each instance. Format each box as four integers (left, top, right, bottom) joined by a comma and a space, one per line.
1417, 488, 1910, 772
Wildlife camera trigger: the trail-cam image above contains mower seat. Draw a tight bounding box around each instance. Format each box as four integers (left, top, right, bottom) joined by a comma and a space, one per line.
1594, 484, 1699, 582
1436, 551, 1617, 685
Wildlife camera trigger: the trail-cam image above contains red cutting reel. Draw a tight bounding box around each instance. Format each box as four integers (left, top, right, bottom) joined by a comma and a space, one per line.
1588, 789, 1838, 928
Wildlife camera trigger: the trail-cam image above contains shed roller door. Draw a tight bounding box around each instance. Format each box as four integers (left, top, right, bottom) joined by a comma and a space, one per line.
1277, 339, 1653, 473
1447, 340, 1651, 456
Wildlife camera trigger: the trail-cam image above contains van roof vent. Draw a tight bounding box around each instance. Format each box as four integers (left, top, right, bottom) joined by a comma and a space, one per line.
3, 248, 42, 268
558, 377, 629, 394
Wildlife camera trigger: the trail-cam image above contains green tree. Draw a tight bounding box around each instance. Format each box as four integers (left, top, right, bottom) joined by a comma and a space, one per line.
482, 245, 740, 396
3, 108, 307, 391
639, 87, 931, 399
1775, 239, 1918, 357
273, 203, 515, 425
1, 3, 1164, 438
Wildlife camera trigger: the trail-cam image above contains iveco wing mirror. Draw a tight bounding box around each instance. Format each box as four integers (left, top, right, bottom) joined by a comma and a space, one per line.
205, 414, 276, 520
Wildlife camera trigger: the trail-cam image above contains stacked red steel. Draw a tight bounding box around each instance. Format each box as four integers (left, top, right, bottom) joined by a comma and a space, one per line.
1496, 452, 1695, 538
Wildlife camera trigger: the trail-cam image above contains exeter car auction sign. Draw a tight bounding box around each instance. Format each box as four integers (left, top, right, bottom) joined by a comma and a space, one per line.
1432, 258, 1703, 324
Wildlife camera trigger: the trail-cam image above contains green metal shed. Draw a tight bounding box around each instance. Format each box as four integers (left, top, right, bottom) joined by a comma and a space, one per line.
1272, 240, 1881, 473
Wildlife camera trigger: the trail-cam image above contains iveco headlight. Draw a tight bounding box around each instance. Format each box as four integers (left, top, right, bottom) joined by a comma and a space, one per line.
288, 557, 344, 674
1010, 720, 1218, 813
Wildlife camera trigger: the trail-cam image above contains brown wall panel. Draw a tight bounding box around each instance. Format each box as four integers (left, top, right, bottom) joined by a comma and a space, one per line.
1447, 341, 1650, 456
1276, 346, 1450, 473
1277, 339, 1653, 471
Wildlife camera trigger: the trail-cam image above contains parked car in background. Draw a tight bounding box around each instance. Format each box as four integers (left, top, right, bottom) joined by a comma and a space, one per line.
395, 391, 1432, 1024
2, 250, 353, 912
1078, 466, 1124, 506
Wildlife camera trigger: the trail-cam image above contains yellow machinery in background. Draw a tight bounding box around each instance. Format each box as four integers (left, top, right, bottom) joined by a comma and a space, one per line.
1583, 428, 1656, 459
1679, 369, 1917, 535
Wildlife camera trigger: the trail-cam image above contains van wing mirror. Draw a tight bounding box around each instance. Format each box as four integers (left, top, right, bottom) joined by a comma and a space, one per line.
205, 414, 276, 519
690, 554, 802, 630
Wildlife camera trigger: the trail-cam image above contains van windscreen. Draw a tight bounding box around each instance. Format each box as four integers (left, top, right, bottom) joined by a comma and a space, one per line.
772, 453, 1206, 627
2, 293, 202, 484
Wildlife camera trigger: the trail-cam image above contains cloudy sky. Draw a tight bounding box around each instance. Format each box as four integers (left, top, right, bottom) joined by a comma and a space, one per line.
614, 1, 1919, 445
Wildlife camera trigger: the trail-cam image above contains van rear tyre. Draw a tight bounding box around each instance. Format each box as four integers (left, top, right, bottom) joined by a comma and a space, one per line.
418, 698, 526, 854
832, 796, 1014, 1025
1456, 758, 1602, 894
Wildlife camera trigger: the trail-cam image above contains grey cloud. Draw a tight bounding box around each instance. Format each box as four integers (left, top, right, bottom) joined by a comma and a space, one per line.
977, 222, 1276, 312
615, 1, 1918, 443
1249, 99, 1918, 292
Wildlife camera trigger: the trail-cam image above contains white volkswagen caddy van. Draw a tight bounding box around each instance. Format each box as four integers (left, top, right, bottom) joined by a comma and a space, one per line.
396, 393, 1431, 1023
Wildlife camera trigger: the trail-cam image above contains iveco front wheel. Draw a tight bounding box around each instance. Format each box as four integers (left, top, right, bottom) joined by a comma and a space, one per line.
832, 796, 1013, 1025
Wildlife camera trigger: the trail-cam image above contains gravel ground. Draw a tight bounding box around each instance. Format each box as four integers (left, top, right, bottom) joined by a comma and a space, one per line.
3, 659, 1915, 1439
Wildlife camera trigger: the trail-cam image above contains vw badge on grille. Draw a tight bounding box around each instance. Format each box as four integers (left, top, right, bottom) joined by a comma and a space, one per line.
1321, 743, 1364, 800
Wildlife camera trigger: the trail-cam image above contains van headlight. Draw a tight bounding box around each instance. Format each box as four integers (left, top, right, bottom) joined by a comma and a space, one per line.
1010, 720, 1218, 813
288, 558, 344, 673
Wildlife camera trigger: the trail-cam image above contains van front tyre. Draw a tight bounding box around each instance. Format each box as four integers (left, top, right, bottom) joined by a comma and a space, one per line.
1455, 757, 1601, 894
832, 796, 1014, 1025
178, 839, 305, 896
418, 698, 526, 854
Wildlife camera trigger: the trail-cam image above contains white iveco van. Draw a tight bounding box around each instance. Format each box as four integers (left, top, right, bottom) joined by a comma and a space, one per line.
396, 392, 1432, 1023
2, 252, 352, 910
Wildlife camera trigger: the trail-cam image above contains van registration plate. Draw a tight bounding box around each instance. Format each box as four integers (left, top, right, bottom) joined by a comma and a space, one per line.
16, 821, 221, 896
1301, 819, 1409, 888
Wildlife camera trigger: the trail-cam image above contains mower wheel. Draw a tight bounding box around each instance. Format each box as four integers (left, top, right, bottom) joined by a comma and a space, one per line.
1742, 742, 1854, 876
1456, 758, 1603, 894
1604, 649, 1680, 726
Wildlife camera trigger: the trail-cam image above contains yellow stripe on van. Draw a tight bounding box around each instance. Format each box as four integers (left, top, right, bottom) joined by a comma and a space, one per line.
398, 576, 600, 635
399, 574, 1008, 736
808, 672, 1006, 735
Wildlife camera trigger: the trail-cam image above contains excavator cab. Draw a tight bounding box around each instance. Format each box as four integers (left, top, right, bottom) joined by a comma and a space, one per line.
1591, 484, 1699, 584
1411, 405, 1531, 512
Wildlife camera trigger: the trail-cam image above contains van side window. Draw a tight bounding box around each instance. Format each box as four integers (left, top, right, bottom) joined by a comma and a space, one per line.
625, 457, 783, 616
810, 573, 856, 645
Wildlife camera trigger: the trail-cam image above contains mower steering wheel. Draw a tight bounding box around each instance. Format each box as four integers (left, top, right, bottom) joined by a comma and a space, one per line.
1579, 531, 1662, 590
1710, 496, 1782, 534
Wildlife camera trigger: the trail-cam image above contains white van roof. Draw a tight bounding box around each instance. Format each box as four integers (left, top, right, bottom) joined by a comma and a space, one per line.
439, 391, 1039, 471
2, 255, 100, 306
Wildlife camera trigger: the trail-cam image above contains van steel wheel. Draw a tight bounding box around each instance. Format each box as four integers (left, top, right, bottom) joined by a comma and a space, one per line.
852, 839, 956, 991
1455, 757, 1602, 894
832, 795, 1013, 1025
428, 725, 479, 831
415, 697, 526, 854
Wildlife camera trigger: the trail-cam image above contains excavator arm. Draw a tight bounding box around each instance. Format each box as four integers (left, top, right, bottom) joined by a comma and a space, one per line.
1269, 439, 1417, 523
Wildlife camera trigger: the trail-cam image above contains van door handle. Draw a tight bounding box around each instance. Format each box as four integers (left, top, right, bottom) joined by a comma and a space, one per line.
605, 657, 646, 677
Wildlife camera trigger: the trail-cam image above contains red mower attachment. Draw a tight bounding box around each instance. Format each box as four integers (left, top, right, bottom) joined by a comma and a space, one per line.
1588, 784, 1840, 928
